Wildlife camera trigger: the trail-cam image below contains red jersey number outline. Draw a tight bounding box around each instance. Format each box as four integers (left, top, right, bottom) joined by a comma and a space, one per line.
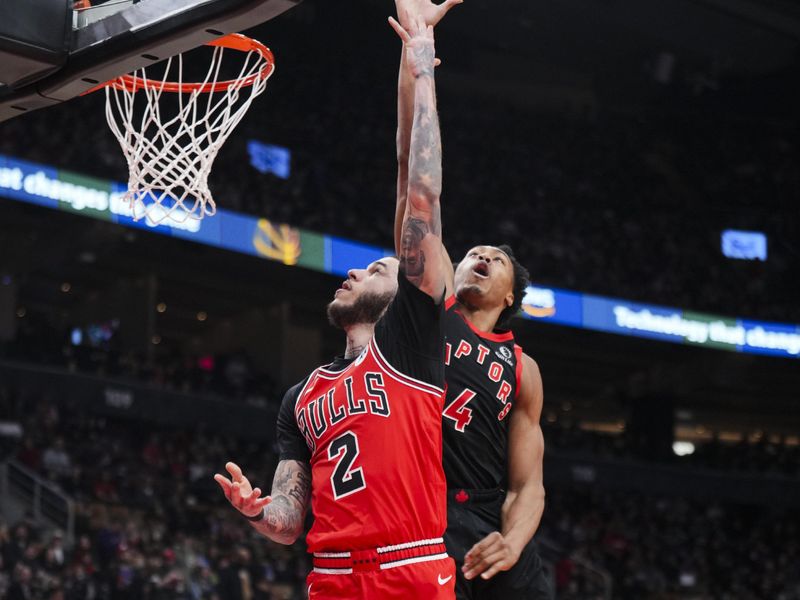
443, 388, 476, 433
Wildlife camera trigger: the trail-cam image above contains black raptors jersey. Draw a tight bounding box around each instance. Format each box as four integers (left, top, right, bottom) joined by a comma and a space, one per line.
442, 296, 522, 491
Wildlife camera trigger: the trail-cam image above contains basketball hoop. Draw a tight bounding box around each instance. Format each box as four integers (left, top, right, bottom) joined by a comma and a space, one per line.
99, 33, 275, 225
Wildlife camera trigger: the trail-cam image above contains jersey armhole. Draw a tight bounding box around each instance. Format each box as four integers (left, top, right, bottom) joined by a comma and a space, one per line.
369, 337, 445, 396
514, 344, 524, 400
293, 372, 319, 418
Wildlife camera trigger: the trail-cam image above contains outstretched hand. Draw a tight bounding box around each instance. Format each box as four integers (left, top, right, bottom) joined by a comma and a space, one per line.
214, 461, 272, 519
395, 0, 463, 30
462, 531, 520, 580
389, 14, 437, 79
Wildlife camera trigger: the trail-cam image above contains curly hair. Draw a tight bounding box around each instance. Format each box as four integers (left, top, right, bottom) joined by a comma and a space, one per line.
495, 244, 530, 329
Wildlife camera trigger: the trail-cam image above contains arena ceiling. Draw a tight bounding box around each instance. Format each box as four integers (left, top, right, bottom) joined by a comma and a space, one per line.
265, 0, 800, 114
440, 0, 800, 76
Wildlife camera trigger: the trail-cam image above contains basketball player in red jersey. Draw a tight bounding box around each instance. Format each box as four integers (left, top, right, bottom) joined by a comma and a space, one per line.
393, 1, 552, 598
215, 15, 457, 600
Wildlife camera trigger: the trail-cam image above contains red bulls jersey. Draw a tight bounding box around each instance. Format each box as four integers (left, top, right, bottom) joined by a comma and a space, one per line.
277, 275, 447, 552
442, 296, 523, 492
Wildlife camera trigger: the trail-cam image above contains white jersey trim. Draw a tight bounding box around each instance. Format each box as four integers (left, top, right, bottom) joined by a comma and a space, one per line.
316, 361, 355, 378
369, 338, 445, 396
312, 552, 447, 576
292, 357, 355, 417
380, 552, 450, 570
313, 551, 351, 558
313, 567, 353, 575
377, 537, 444, 554
293, 370, 321, 418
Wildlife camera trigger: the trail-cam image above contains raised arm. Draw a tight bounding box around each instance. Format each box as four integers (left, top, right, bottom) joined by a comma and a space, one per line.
393, 0, 460, 293
393, 0, 462, 224
390, 15, 446, 300
394, 31, 413, 255
214, 459, 311, 545
462, 354, 546, 580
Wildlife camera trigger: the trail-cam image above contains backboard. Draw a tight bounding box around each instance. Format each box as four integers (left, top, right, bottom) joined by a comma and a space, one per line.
0, 0, 302, 123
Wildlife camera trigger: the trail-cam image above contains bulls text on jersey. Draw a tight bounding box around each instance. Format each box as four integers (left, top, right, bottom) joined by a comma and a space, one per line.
295, 370, 391, 453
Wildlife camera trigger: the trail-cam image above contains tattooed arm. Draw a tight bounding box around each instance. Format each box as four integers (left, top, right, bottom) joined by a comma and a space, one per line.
253, 459, 311, 544
394, 39, 413, 257
389, 14, 446, 300
393, 0, 461, 241
393, 0, 459, 295
214, 459, 311, 545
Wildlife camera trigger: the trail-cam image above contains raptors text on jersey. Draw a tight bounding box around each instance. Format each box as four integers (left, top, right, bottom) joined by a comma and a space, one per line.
442, 296, 523, 491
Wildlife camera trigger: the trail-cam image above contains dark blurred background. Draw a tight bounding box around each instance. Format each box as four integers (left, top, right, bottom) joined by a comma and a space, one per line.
0, 0, 799, 598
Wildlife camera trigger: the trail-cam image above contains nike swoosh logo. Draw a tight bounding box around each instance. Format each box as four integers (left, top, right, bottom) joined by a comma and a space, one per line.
438, 574, 453, 585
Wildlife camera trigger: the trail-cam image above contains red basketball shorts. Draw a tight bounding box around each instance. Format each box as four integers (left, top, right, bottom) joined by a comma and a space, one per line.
306, 538, 456, 599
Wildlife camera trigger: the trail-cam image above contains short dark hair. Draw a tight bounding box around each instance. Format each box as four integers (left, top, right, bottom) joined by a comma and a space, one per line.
496, 244, 530, 329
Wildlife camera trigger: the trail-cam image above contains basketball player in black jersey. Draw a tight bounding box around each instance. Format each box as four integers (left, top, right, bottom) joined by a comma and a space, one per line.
392, 1, 551, 598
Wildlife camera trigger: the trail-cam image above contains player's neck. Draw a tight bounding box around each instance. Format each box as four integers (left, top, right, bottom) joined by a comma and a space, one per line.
343, 322, 375, 359
457, 302, 503, 335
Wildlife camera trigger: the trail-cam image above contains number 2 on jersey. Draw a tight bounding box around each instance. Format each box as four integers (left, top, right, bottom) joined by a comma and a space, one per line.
443, 389, 476, 432
328, 431, 366, 499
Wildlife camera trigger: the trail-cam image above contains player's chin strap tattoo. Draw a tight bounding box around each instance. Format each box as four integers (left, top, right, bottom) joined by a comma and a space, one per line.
249, 459, 311, 545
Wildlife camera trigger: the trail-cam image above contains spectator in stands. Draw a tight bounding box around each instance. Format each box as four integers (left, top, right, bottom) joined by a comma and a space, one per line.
41, 438, 71, 482
6, 561, 33, 600
2, 356, 800, 599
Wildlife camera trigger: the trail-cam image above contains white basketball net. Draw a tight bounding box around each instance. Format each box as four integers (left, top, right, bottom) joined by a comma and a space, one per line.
104, 41, 272, 225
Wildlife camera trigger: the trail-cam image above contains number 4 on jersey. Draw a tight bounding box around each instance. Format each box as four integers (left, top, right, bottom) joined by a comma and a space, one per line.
443, 389, 476, 432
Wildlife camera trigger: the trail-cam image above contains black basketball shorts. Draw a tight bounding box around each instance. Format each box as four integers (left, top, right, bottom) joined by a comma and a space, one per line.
445, 488, 554, 600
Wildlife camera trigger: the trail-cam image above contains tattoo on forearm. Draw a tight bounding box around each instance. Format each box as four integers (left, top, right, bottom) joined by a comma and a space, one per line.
254, 460, 310, 544
408, 95, 442, 201
263, 496, 301, 538
409, 42, 435, 79
400, 42, 442, 289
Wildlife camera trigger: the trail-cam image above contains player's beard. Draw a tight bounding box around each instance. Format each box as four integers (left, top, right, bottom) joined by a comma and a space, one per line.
327, 290, 395, 330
